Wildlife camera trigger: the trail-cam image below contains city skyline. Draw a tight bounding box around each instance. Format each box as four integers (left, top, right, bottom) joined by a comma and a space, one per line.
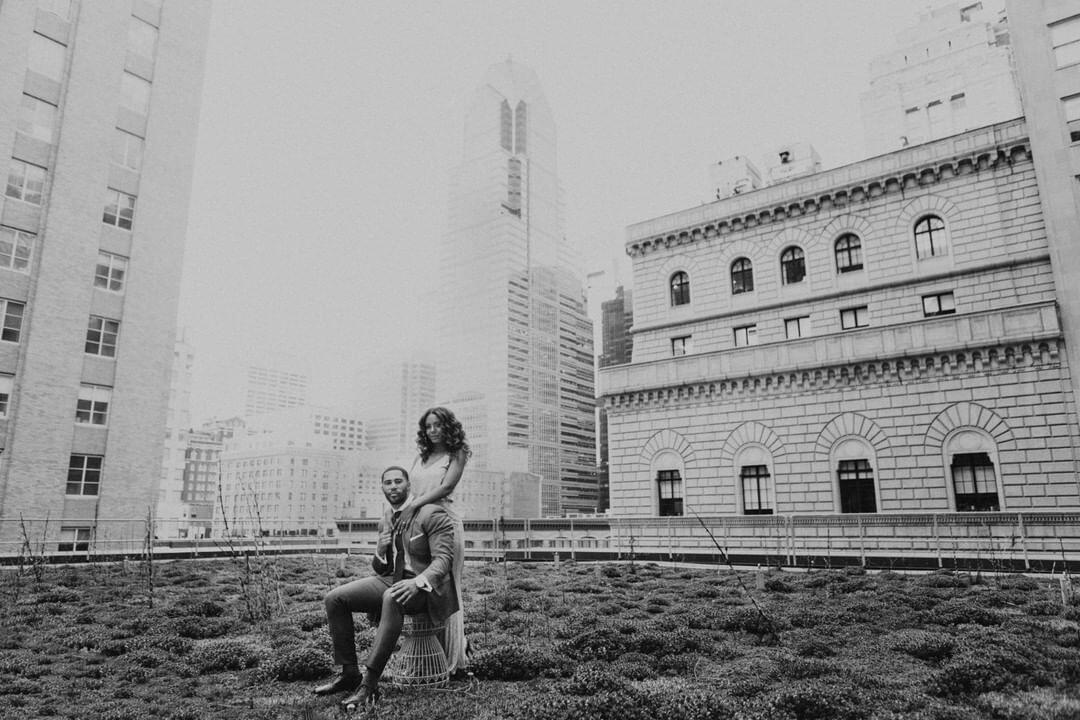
178, 1, 953, 423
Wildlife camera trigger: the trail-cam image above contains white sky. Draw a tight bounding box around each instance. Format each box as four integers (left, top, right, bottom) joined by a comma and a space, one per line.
177, 1, 976, 423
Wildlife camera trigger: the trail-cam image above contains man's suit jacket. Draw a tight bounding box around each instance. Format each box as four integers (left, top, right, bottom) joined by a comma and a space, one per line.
372, 503, 459, 622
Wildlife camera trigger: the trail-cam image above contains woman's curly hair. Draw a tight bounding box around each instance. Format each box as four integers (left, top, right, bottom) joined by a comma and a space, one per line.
416, 406, 472, 462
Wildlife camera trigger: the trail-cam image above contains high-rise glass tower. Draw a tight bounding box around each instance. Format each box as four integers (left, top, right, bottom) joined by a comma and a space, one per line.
438, 60, 596, 516
0, 1, 211, 549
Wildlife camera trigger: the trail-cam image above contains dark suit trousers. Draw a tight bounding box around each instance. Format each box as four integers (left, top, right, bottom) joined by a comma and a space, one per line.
324, 575, 428, 675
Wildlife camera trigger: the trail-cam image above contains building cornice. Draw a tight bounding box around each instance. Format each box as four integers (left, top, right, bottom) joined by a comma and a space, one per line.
625, 118, 1031, 258
600, 301, 1060, 406
603, 335, 1060, 410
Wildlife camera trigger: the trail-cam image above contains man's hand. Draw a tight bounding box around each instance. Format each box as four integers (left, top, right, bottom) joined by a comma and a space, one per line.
388, 578, 420, 604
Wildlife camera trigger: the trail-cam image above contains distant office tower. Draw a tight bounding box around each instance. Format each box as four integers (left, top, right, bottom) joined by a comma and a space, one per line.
438, 60, 596, 516
158, 329, 194, 526
397, 360, 436, 453
860, 1, 1021, 156
356, 359, 435, 457
244, 354, 309, 418
250, 405, 365, 452
0, 2, 211, 550
597, 285, 633, 513
600, 286, 633, 369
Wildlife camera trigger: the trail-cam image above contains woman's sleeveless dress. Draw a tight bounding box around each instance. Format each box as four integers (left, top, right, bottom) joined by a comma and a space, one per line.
409, 453, 468, 672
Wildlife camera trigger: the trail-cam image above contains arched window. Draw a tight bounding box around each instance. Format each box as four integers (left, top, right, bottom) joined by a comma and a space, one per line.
731, 257, 754, 294
914, 214, 947, 258
780, 246, 805, 285
652, 449, 685, 517
832, 437, 878, 513
735, 444, 775, 515
670, 271, 690, 306
835, 233, 863, 273
945, 429, 1001, 511
656, 469, 683, 516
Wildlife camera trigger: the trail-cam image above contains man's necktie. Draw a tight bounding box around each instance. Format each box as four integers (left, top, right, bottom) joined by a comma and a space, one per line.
391, 511, 405, 582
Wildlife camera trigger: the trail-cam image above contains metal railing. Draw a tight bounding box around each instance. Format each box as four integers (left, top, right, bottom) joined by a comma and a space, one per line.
3, 511, 1079, 571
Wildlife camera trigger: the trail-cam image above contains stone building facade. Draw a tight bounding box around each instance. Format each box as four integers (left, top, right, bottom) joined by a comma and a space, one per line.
599, 118, 1080, 518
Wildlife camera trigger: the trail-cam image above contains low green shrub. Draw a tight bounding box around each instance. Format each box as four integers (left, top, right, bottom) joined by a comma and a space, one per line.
561, 664, 629, 695
168, 615, 233, 639
920, 572, 970, 589
761, 678, 864, 720
264, 644, 332, 681
189, 638, 263, 673
890, 629, 954, 663
765, 577, 794, 593
921, 599, 1004, 627
470, 640, 566, 680
1023, 601, 1063, 617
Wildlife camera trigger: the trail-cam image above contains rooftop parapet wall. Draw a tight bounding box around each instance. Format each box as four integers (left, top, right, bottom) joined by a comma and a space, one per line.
625, 118, 1029, 256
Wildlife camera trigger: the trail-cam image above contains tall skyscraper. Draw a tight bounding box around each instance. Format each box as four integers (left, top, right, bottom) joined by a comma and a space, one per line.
244, 353, 309, 418
0, 1, 211, 548
859, 1, 1021, 156
600, 286, 633, 369
438, 60, 596, 516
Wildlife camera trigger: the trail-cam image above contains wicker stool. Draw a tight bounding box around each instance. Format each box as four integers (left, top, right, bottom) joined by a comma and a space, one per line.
384, 613, 449, 688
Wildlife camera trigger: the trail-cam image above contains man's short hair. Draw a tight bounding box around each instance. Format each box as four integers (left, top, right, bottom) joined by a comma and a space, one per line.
381, 465, 409, 481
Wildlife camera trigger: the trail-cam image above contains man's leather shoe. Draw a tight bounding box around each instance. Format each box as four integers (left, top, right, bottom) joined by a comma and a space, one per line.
342, 683, 380, 709
313, 673, 361, 695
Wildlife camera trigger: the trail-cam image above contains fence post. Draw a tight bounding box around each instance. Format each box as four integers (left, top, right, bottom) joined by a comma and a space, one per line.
787, 516, 795, 567
933, 513, 941, 568
1017, 513, 1030, 571
858, 515, 866, 567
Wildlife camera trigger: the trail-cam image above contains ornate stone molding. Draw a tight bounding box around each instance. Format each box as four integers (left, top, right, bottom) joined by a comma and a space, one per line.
603, 338, 1061, 410
626, 120, 1031, 259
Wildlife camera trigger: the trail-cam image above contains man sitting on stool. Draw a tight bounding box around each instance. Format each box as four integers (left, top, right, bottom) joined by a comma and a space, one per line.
316, 465, 459, 707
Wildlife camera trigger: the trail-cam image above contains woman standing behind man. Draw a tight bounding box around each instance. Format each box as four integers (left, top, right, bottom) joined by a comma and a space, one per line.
405, 406, 470, 674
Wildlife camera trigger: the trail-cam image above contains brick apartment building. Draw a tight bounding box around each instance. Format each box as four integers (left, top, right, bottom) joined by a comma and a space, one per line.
0, 1, 210, 550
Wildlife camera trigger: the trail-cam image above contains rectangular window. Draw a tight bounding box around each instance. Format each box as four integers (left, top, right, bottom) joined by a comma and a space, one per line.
1051, 15, 1080, 68
128, 16, 159, 58
840, 306, 869, 330
66, 454, 102, 496
17, 94, 57, 143
85, 316, 119, 357
671, 335, 691, 357
0, 374, 12, 418
76, 385, 111, 426
94, 251, 128, 293
657, 469, 683, 517
951, 452, 1000, 511
58, 527, 92, 552
6, 159, 46, 205
0, 227, 34, 273
120, 72, 151, 115
922, 291, 956, 317
837, 459, 877, 513
785, 315, 809, 339
28, 33, 66, 81
1, 300, 25, 343
102, 189, 135, 230
111, 129, 144, 171
1064, 95, 1080, 143
733, 324, 757, 347
740, 465, 773, 515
